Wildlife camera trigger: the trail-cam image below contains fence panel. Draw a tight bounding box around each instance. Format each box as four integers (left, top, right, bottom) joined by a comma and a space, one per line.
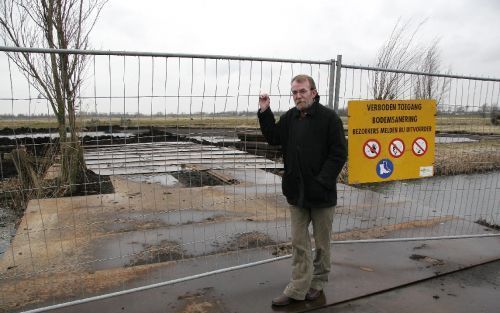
0, 48, 334, 312
0, 48, 498, 312
335, 62, 499, 241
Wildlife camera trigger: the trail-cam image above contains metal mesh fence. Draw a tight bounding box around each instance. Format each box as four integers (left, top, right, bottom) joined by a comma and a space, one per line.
336, 63, 499, 239
0, 48, 498, 312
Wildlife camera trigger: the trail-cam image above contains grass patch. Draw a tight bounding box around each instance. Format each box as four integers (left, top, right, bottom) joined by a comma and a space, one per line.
0, 116, 261, 130
435, 140, 500, 175
0, 115, 498, 134
127, 240, 187, 266
435, 116, 500, 134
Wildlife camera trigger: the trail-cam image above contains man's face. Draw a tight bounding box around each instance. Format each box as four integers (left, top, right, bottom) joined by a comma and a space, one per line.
291, 79, 317, 111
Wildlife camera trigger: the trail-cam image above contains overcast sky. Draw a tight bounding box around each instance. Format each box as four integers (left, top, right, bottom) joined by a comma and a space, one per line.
92, 0, 500, 77
1, 0, 499, 115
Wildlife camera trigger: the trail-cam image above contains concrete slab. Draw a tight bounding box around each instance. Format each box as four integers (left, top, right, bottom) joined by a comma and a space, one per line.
29, 237, 500, 313
84, 141, 283, 176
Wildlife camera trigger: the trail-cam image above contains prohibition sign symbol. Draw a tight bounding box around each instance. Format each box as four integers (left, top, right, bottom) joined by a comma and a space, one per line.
389, 138, 405, 158
363, 139, 381, 159
412, 137, 428, 156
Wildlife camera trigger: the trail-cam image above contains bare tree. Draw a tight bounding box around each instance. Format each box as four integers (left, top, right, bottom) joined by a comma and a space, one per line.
371, 19, 425, 100
371, 19, 452, 103
0, 0, 107, 194
413, 39, 450, 105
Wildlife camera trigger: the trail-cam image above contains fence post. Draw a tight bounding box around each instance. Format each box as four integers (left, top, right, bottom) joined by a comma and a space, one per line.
327, 59, 336, 110
334, 54, 342, 113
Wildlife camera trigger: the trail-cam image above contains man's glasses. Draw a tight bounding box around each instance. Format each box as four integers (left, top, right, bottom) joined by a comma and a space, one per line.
291, 89, 312, 96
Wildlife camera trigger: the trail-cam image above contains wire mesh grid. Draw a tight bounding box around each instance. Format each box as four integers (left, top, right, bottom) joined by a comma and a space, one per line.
336, 64, 499, 240
0, 49, 498, 312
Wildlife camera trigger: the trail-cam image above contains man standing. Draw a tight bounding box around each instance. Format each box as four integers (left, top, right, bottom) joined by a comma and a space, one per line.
257, 74, 347, 306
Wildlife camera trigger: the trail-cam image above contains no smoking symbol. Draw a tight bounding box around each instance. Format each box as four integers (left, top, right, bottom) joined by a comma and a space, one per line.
389, 138, 405, 158
363, 139, 381, 159
412, 137, 428, 156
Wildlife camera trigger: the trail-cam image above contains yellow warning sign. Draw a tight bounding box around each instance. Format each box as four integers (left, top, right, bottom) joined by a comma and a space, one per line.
348, 100, 436, 184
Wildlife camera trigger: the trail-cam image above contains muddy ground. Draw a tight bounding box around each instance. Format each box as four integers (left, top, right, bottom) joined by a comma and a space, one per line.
0, 172, 291, 311
2, 169, 499, 312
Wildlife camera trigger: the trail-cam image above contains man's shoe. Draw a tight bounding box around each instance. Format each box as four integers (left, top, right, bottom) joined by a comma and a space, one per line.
305, 288, 322, 301
271, 294, 295, 306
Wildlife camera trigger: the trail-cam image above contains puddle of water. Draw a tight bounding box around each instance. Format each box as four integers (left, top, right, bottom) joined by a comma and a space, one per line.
360, 171, 500, 224
90, 206, 363, 271
110, 209, 232, 228
1, 131, 135, 139
0, 208, 17, 256
91, 216, 291, 271
435, 137, 477, 143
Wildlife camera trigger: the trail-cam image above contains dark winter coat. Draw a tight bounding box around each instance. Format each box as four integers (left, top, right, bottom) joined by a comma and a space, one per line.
258, 99, 347, 208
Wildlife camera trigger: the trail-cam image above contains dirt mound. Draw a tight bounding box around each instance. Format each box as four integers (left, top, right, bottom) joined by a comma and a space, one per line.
127, 240, 187, 266
224, 231, 276, 251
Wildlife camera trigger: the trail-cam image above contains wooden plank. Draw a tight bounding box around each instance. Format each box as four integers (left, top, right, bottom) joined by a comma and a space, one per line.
237, 132, 266, 141
187, 164, 238, 184
234, 141, 280, 150
89, 163, 283, 176
84, 149, 248, 160
85, 147, 241, 157
87, 158, 279, 170
85, 151, 266, 163
85, 141, 194, 148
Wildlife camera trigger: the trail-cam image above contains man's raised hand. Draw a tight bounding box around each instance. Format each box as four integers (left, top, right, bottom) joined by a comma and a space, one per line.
259, 93, 270, 112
